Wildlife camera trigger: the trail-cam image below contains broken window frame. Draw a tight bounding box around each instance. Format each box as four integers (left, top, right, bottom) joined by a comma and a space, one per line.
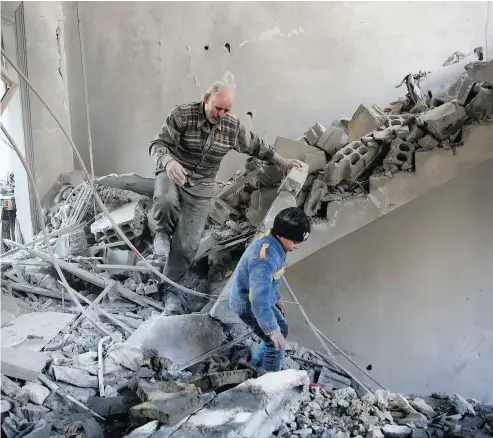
1, 66, 18, 116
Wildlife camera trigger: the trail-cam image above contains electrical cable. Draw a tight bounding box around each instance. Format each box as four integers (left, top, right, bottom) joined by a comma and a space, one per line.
1, 124, 111, 336
1, 47, 219, 300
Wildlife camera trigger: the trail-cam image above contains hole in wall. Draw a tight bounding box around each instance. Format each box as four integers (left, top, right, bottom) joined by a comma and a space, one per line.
204, 44, 209, 50
224, 43, 231, 53
246, 111, 253, 119
397, 153, 408, 162
337, 317, 341, 323
366, 364, 373, 371
399, 144, 411, 152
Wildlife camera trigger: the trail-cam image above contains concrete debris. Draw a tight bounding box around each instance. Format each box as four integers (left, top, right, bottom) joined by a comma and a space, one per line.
304, 179, 328, 217
465, 60, 493, 86
52, 365, 99, 388
1, 347, 50, 382
348, 104, 387, 141
451, 393, 476, 416
277, 163, 309, 197
383, 139, 415, 171
305, 150, 328, 174
317, 125, 349, 156
95, 173, 156, 198
418, 102, 467, 140
124, 420, 159, 438
304, 122, 327, 146
209, 198, 241, 225
23, 382, 51, 405
245, 187, 278, 226
417, 134, 439, 151
466, 87, 493, 121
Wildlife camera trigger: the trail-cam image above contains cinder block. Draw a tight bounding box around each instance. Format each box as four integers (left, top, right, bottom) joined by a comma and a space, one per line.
465, 87, 493, 121
418, 135, 439, 151
348, 104, 387, 142
323, 141, 378, 186
465, 60, 493, 86
273, 136, 321, 161
373, 127, 396, 144
277, 163, 309, 197
304, 122, 326, 146
304, 150, 327, 174
406, 124, 425, 143
316, 125, 348, 156
383, 138, 416, 171
418, 102, 467, 140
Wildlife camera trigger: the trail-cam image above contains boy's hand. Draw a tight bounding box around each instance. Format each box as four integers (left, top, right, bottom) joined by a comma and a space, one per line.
275, 301, 286, 316
269, 330, 287, 351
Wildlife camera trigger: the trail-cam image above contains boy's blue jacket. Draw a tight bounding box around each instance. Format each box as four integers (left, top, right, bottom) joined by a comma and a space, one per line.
229, 230, 287, 335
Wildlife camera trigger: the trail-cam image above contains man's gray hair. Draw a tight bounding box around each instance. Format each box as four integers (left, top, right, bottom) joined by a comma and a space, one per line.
206, 81, 236, 97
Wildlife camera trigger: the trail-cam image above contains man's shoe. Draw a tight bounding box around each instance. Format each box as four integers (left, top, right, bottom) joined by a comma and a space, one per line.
154, 231, 170, 257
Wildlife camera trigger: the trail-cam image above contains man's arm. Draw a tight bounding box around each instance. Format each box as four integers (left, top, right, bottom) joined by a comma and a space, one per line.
248, 257, 280, 336
149, 106, 182, 170
235, 122, 303, 171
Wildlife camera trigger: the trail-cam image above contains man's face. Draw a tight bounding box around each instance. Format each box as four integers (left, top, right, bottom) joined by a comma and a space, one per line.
204, 89, 235, 124
277, 236, 301, 253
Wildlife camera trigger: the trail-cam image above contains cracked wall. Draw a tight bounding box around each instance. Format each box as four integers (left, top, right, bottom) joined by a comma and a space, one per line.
65, 1, 492, 179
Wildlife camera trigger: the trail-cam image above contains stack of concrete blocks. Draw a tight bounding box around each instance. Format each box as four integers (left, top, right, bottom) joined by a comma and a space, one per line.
90, 200, 148, 243
274, 136, 327, 174
323, 141, 378, 186
383, 138, 416, 172
348, 104, 388, 141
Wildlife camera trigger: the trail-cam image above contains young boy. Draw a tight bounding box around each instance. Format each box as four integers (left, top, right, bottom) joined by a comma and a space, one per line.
229, 207, 311, 372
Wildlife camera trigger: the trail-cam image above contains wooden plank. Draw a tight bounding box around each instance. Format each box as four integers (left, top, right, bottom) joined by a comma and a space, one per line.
1, 347, 49, 382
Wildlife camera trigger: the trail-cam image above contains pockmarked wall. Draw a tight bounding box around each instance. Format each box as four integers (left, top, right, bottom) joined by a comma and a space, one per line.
284, 158, 493, 403
69, 1, 492, 178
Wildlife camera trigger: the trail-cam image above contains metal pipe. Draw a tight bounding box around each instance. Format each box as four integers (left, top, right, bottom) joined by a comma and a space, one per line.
98, 336, 112, 397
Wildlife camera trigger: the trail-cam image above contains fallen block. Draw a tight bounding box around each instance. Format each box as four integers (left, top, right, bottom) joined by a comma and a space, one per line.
1, 347, 49, 382
316, 125, 348, 156
418, 135, 439, 151
188, 369, 253, 392
52, 365, 99, 389
277, 163, 309, 197
418, 102, 467, 140
304, 150, 327, 174
304, 122, 326, 146
317, 367, 351, 390
465, 60, 493, 86
381, 425, 412, 437
23, 382, 51, 405
304, 180, 328, 217
273, 136, 321, 161
123, 420, 159, 438
466, 87, 493, 121
348, 104, 387, 142
169, 369, 310, 438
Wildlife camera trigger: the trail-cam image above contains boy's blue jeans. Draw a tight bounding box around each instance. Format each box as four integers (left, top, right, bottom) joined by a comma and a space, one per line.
238, 306, 289, 372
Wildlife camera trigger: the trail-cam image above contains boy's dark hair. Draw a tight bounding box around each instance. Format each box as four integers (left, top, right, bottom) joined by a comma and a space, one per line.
272, 207, 310, 242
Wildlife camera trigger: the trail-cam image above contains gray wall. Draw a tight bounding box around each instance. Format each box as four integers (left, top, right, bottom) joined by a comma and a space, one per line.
69, 1, 492, 178
284, 158, 493, 403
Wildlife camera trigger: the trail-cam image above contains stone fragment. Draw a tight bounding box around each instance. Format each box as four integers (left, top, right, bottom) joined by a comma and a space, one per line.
188, 369, 253, 392
466, 87, 493, 120
304, 150, 328, 174
274, 136, 322, 161
367, 427, 384, 438
375, 389, 390, 409
406, 125, 425, 143
208, 198, 241, 225
454, 74, 475, 106
1, 347, 50, 382
451, 393, 476, 416
317, 125, 349, 156
411, 397, 435, 419
395, 125, 410, 139
317, 367, 351, 390
246, 188, 278, 226
373, 127, 396, 144
277, 163, 309, 197
304, 122, 326, 146
381, 425, 412, 437
348, 105, 387, 142
53, 366, 99, 388
417, 134, 439, 150
124, 420, 159, 438
333, 387, 358, 401
465, 60, 493, 85
304, 180, 328, 217
87, 390, 139, 416
169, 370, 309, 438
418, 102, 467, 140
23, 382, 51, 405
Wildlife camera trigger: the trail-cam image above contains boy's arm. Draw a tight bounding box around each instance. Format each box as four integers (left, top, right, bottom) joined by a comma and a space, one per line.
248, 258, 280, 336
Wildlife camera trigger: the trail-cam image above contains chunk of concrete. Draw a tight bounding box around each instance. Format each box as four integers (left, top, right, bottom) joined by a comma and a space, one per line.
304, 122, 326, 146
383, 139, 415, 171
169, 370, 309, 438
23, 382, 51, 405
125, 314, 225, 371
418, 102, 467, 140
274, 137, 321, 161
124, 421, 159, 438
1, 374, 30, 403
451, 393, 476, 416
373, 127, 396, 144
1, 347, 49, 382
304, 150, 327, 174
405, 124, 425, 143
454, 74, 475, 106
381, 425, 412, 437
465, 60, 493, 86
367, 427, 385, 438
208, 198, 241, 225
53, 366, 99, 388
418, 135, 439, 151
410, 397, 435, 419
466, 87, 493, 120
348, 104, 387, 142
304, 180, 328, 217
189, 369, 253, 392
369, 174, 392, 191
277, 163, 309, 197
317, 367, 351, 390
246, 188, 278, 226
317, 125, 348, 156
129, 379, 202, 425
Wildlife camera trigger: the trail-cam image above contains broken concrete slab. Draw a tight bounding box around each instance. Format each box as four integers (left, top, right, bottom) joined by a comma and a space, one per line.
466, 87, 493, 121
348, 104, 387, 142
95, 173, 156, 198
1, 374, 30, 404
53, 366, 99, 389
1, 347, 50, 382
304, 122, 326, 146
23, 382, 51, 405
126, 314, 225, 371
317, 125, 348, 156
277, 163, 309, 197
169, 370, 309, 438
451, 393, 476, 416
304, 150, 327, 174
406, 124, 425, 143
209, 198, 241, 226
465, 60, 493, 86
274, 136, 321, 162
87, 390, 139, 417
129, 379, 203, 425
418, 102, 467, 140
410, 397, 435, 419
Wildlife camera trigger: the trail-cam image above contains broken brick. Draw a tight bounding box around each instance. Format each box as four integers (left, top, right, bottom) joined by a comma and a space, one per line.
304, 122, 326, 146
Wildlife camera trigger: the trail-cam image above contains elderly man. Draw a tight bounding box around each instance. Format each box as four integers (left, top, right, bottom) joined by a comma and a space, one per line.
149, 81, 302, 315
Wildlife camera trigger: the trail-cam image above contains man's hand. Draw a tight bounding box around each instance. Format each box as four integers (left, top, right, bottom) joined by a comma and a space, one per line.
279, 158, 304, 172
166, 159, 188, 186
269, 330, 287, 351
275, 301, 286, 317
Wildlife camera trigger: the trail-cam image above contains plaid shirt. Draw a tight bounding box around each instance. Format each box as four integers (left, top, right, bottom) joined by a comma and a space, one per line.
149, 101, 281, 197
